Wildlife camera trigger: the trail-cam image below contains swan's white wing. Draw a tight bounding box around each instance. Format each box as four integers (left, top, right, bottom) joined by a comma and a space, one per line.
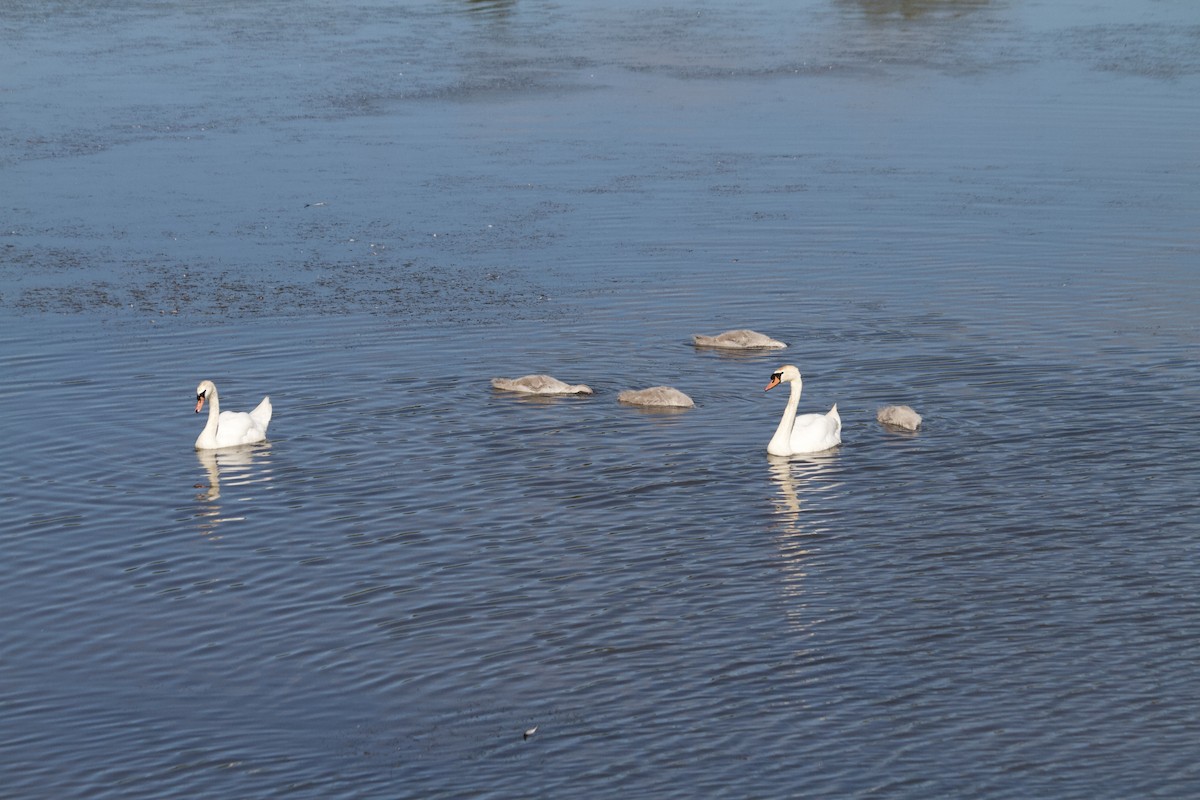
249, 396, 272, 430
216, 410, 267, 446
789, 411, 840, 453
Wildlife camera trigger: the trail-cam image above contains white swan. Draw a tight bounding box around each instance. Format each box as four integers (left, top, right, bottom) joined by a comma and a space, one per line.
877, 405, 922, 431
491, 375, 593, 395
194, 380, 272, 449
764, 365, 840, 455
617, 386, 694, 408
693, 329, 786, 349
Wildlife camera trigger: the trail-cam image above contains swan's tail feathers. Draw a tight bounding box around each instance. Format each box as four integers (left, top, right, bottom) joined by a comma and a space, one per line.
828, 403, 841, 435
250, 396, 272, 430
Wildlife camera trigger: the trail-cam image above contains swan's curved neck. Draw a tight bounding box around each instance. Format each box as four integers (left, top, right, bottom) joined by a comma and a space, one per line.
199, 388, 221, 445
768, 379, 802, 455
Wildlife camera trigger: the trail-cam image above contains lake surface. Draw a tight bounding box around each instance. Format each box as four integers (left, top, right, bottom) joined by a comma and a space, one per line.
3, 1, 1199, 797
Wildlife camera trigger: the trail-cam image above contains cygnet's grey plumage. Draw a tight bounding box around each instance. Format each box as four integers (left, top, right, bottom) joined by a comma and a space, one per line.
491, 375, 593, 395
692, 329, 786, 349
618, 386, 694, 408
877, 405, 922, 431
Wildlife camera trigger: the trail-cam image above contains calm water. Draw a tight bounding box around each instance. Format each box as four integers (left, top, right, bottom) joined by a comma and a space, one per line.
3, 1, 1199, 797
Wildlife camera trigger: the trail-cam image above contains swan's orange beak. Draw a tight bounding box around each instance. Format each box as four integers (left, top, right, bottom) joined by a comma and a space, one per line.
195, 395, 205, 414
764, 375, 781, 391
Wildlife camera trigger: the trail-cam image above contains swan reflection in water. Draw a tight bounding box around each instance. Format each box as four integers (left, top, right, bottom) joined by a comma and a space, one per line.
768, 452, 841, 529
768, 451, 842, 630
194, 443, 273, 538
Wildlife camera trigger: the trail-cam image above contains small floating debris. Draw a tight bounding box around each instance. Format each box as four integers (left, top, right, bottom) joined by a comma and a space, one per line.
523, 726, 538, 740
692, 329, 786, 349
491, 375, 593, 395
877, 405, 922, 431
304, 201, 326, 207
618, 386, 694, 408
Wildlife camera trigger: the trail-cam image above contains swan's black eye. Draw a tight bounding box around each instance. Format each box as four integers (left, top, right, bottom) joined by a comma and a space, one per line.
197, 393, 205, 401
771, 372, 782, 381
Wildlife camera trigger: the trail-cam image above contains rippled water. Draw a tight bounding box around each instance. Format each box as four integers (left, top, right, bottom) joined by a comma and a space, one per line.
3, 1, 1199, 798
